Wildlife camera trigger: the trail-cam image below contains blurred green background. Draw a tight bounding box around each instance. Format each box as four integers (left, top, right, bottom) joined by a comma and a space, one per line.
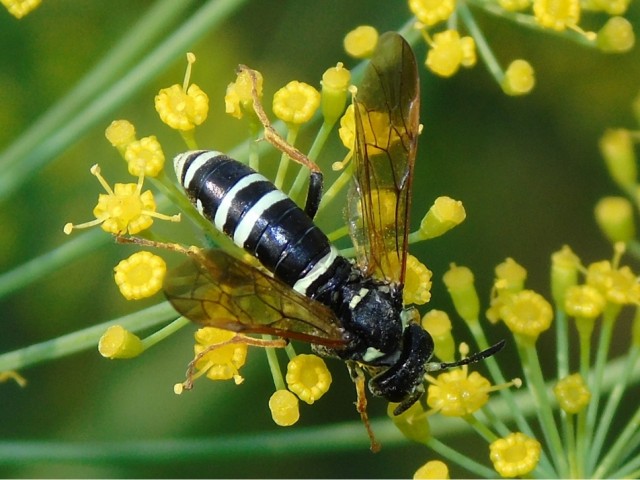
1, 0, 639, 477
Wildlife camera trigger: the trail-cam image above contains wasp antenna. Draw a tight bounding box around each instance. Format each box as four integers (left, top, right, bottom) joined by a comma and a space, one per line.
425, 339, 506, 373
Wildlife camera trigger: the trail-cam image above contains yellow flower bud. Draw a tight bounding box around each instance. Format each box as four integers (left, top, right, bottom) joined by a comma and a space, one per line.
414, 460, 449, 479
502, 59, 535, 96
419, 196, 466, 239
409, 0, 456, 27
343, 25, 379, 58
597, 17, 635, 53
387, 400, 430, 444
595, 196, 635, 243
551, 245, 581, 308
321, 63, 351, 125
443, 264, 480, 324
422, 310, 455, 363
105, 120, 137, 151
98, 325, 144, 359
269, 389, 300, 426
599, 129, 637, 188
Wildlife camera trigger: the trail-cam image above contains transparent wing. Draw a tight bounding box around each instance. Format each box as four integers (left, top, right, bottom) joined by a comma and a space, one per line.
165, 249, 347, 347
348, 31, 420, 285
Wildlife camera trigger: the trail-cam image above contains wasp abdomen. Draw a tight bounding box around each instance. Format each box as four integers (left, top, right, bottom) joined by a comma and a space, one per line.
174, 150, 341, 290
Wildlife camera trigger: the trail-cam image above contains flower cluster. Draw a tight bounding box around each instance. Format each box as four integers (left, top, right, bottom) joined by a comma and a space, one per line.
402, 0, 634, 94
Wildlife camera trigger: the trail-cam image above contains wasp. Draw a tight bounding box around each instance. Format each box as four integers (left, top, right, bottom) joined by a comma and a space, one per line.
160, 32, 504, 450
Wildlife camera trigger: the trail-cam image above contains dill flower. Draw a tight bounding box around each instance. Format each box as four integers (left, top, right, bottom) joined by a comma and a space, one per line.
155, 53, 209, 131
409, 0, 457, 27
63, 164, 180, 235
2, 0, 40, 18
599, 129, 637, 189
418, 196, 466, 240
413, 460, 449, 479
553, 373, 591, 414
500, 290, 553, 342
343, 25, 379, 58
98, 325, 144, 359
113, 251, 167, 300
586, 260, 640, 305
124, 135, 165, 178
272, 81, 321, 126
225, 67, 263, 120
564, 284, 606, 319
597, 17, 635, 53
404, 255, 433, 305
501, 59, 535, 96
269, 389, 300, 426
105, 120, 137, 152
551, 245, 581, 307
533, 0, 581, 31
426, 368, 492, 416
192, 327, 248, 385
443, 264, 480, 324
285, 354, 332, 404
321, 63, 351, 125
594, 196, 635, 243
425, 30, 477, 78
422, 309, 455, 362
489, 432, 541, 477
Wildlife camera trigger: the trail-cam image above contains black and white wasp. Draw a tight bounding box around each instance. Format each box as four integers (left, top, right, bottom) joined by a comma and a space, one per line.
164, 32, 504, 447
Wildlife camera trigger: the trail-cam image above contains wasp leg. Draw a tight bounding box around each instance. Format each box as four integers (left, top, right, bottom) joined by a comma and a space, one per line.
347, 362, 381, 453
304, 171, 324, 219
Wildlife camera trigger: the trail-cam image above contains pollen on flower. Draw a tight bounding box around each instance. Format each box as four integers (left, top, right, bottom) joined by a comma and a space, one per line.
155, 53, 208, 131
114, 251, 167, 300
553, 373, 591, 414
272, 81, 321, 126
285, 354, 332, 405
321, 63, 351, 125
2, 0, 41, 18
343, 25, 379, 58
413, 460, 449, 479
409, 0, 457, 27
595, 196, 635, 244
502, 59, 535, 96
225, 68, 263, 120
404, 255, 432, 305
425, 30, 476, 78
269, 389, 300, 426
500, 290, 553, 341
419, 196, 466, 239
124, 135, 165, 177
443, 264, 480, 324
192, 327, 248, 385
63, 164, 180, 236
388, 399, 431, 443
105, 120, 137, 151
98, 325, 144, 359
489, 432, 542, 478
564, 284, 606, 319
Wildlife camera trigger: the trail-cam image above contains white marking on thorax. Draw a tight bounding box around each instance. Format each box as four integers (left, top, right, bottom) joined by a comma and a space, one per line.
293, 246, 338, 296
362, 346, 384, 362
348, 287, 370, 310
232, 189, 289, 247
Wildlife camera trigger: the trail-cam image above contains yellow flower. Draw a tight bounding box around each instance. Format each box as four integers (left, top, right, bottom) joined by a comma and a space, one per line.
387, 400, 430, 443
597, 18, 634, 54
269, 389, 300, 426
426, 367, 494, 417
98, 325, 144, 359
443, 264, 480, 324
418, 196, 466, 239
426, 30, 476, 78
63, 164, 180, 236
343, 25, 379, 58
2, 0, 40, 18
489, 432, 542, 477
105, 120, 137, 152
595, 196, 635, 244
124, 135, 165, 178
501, 59, 535, 96
500, 290, 553, 341
554, 373, 591, 414
533, 0, 582, 32
551, 245, 581, 307
586, 260, 640, 305
409, 0, 457, 26
404, 254, 432, 305
564, 285, 606, 319
155, 53, 209, 131
225, 68, 263, 120
422, 310, 455, 362
272, 81, 321, 126
285, 354, 332, 404
413, 460, 449, 479
192, 327, 248, 385
114, 251, 167, 300
321, 63, 351, 125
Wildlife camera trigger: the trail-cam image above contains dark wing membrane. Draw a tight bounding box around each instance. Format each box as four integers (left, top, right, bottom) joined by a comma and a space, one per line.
348, 31, 420, 285
165, 249, 347, 347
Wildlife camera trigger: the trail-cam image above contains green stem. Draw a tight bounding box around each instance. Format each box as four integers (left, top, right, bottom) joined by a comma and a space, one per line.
555, 309, 570, 380
458, 3, 504, 84
592, 401, 640, 478
262, 337, 286, 391
426, 437, 498, 478
140, 316, 191, 350
275, 128, 297, 190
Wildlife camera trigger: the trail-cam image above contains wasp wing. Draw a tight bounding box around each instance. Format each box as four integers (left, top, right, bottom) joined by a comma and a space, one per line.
165, 249, 347, 347
348, 32, 420, 285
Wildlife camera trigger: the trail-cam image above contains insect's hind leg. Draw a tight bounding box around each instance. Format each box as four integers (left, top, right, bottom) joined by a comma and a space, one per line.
347, 362, 382, 453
